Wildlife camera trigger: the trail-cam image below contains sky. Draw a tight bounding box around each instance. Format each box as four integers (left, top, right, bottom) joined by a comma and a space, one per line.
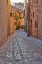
11, 0, 24, 4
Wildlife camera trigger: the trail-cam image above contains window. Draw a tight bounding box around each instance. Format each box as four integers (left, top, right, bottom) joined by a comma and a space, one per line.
30, 19, 32, 28
31, 19, 32, 22
33, 0, 38, 3
35, 0, 38, 3
35, 21, 37, 28
33, 12, 34, 18
31, 14, 32, 16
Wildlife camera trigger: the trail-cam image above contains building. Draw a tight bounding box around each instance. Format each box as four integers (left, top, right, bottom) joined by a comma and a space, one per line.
37, 0, 42, 40
15, 2, 24, 10
7, 0, 14, 35
0, 0, 8, 46
20, 12, 24, 27
0, 0, 15, 46
29, 0, 38, 37
25, 0, 38, 37
25, 0, 42, 40
11, 5, 24, 29
24, 0, 28, 32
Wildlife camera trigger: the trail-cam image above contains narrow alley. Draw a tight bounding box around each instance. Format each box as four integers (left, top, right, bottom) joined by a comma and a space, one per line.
0, 30, 42, 64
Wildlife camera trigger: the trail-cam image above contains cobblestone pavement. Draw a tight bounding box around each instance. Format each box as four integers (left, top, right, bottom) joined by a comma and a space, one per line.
0, 30, 42, 64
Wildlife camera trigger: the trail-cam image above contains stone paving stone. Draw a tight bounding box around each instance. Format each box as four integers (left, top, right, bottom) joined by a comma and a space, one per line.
41, 62, 42, 64
25, 61, 35, 64
34, 61, 41, 64
0, 58, 2, 63
0, 30, 42, 64
34, 52, 42, 58
4, 62, 13, 64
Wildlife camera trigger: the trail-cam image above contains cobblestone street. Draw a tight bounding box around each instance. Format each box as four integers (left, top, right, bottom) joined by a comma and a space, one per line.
0, 30, 42, 64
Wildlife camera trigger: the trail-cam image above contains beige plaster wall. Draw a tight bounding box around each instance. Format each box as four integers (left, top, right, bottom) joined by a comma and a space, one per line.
0, 0, 8, 46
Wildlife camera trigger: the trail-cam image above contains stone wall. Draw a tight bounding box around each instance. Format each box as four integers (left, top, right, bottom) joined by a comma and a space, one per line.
8, 0, 14, 35
0, 0, 8, 46
38, 0, 42, 40
24, 0, 28, 31
30, 2, 38, 37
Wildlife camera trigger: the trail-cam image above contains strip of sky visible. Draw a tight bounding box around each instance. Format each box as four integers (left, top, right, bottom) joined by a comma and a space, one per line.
11, 0, 24, 6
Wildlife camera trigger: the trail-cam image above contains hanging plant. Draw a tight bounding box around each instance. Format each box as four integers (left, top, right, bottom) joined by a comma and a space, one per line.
10, 12, 13, 17
14, 16, 20, 21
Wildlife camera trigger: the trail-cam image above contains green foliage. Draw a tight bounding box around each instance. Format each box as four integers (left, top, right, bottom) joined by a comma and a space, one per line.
14, 16, 19, 21
16, 25, 20, 30
14, 15, 23, 30
25, 24, 27, 32
14, 16, 23, 21
16, 22, 21, 30
26, 28, 27, 32
10, 12, 13, 17
19, 16, 24, 19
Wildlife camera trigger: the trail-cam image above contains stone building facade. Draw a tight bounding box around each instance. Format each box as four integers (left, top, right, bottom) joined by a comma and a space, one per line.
0, 0, 8, 46
11, 6, 24, 29
29, 0, 38, 37
15, 2, 24, 10
24, 0, 42, 40
7, 0, 14, 35
25, 0, 38, 37
24, 0, 28, 31
20, 12, 24, 27
29, 0, 42, 40
37, 0, 42, 40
